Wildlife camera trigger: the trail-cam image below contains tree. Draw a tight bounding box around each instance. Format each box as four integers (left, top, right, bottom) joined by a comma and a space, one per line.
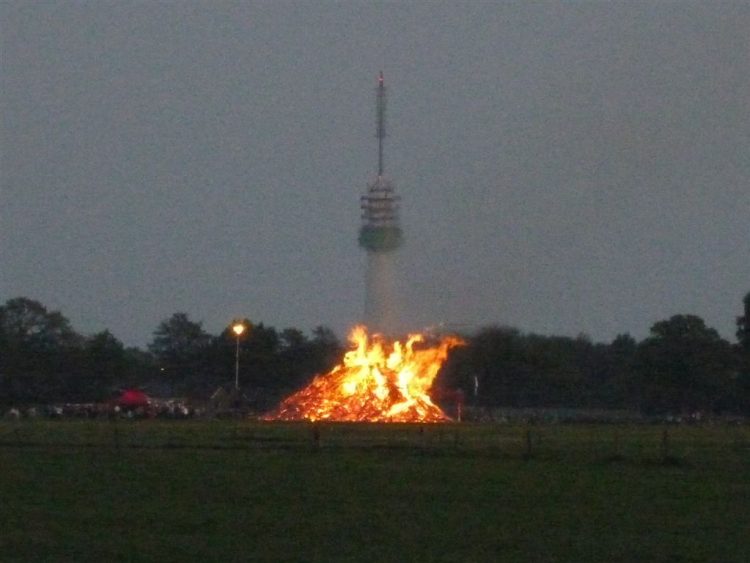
200, 319, 255, 394
446, 326, 596, 409
280, 328, 307, 351
734, 292, 750, 413
149, 313, 210, 360
0, 297, 80, 351
309, 326, 342, 372
0, 297, 83, 403
278, 328, 311, 389
241, 323, 280, 391
148, 313, 210, 394
637, 315, 734, 414
737, 292, 750, 351
599, 333, 639, 409
447, 327, 525, 407
279, 326, 342, 394
75, 330, 128, 399
86, 330, 126, 369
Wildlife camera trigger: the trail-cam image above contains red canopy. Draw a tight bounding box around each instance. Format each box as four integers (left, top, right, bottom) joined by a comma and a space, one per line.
115, 389, 150, 408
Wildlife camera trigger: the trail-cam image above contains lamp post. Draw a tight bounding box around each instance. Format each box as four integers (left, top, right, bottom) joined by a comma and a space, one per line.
232, 322, 245, 390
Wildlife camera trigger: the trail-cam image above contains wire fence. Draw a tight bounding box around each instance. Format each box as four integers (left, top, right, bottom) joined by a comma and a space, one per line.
1, 419, 748, 468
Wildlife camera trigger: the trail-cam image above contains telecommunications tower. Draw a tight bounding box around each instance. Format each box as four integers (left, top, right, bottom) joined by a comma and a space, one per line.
359, 71, 403, 333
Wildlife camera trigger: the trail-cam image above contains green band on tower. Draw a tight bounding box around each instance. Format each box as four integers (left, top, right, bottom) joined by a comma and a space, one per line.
359, 225, 403, 252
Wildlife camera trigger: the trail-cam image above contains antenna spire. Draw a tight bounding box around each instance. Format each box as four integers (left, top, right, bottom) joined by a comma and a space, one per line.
376, 71, 386, 176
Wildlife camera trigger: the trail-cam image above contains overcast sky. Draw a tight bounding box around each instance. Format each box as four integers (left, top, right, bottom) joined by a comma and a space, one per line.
2, 1, 748, 347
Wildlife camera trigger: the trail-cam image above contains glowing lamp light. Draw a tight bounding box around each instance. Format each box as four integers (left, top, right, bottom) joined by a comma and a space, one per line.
232, 323, 245, 337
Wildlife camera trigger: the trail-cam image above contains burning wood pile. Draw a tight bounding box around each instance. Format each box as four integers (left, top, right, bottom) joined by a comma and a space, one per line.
263, 326, 463, 422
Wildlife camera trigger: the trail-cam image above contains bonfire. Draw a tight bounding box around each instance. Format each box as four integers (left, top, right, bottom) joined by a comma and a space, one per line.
263, 326, 463, 422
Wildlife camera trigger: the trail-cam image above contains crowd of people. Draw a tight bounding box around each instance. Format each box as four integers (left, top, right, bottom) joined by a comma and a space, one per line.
1, 400, 200, 420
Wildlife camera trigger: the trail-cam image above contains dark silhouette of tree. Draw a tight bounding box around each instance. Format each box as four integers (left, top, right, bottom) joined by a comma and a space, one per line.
309, 325, 342, 373
74, 330, 129, 399
734, 292, 750, 414
441, 327, 595, 409
0, 297, 80, 350
0, 297, 83, 403
277, 328, 311, 391
280, 328, 307, 351
149, 313, 210, 359
277, 326, 343, 395
119, 346, 157, 389
637, 315, 734, 414
198, 318, 256, 395
148, 313, 210, 395
737, 292, 750, 350
462, 326, 531, 407
1, 296, 747, 414
600, 334, 639, 409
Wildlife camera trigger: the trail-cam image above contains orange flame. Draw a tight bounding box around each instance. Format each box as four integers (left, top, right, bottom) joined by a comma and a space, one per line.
263, 326, 463, 422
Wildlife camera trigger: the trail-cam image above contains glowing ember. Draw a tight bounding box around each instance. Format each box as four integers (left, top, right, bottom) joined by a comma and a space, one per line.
263, 326, 463, 422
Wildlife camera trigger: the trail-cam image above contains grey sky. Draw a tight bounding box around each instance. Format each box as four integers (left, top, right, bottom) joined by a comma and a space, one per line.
2, 1, 748, 347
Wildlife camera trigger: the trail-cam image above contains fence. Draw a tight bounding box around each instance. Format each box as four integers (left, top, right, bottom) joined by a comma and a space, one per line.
1, 419, 748, 469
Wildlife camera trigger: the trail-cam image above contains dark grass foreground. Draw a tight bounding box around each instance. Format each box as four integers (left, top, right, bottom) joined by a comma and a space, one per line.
0, 421, 748, 562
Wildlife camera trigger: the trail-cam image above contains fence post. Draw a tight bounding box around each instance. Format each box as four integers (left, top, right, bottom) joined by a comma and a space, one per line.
660, 427, 669, 462
312, 424, 321, 450
613, 429, 622, 459
524, 429, 533, 459
113, 416, 121, 452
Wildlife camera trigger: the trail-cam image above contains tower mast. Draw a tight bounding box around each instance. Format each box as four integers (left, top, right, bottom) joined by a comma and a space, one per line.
376, 71, 386, 176
359, 71, 402, 253
359, 72, 403, 333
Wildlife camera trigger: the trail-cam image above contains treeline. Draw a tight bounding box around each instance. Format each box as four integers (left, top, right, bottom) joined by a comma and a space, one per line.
1, 294, 749, 415
0, 298, 341, 409
440, 293, 750, 415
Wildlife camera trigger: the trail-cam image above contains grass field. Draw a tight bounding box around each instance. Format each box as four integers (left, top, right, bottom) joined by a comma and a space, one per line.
1, 420, 748, 562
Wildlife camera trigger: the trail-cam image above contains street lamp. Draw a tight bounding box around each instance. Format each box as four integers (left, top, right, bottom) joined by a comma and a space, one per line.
232, 322, 245, 390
